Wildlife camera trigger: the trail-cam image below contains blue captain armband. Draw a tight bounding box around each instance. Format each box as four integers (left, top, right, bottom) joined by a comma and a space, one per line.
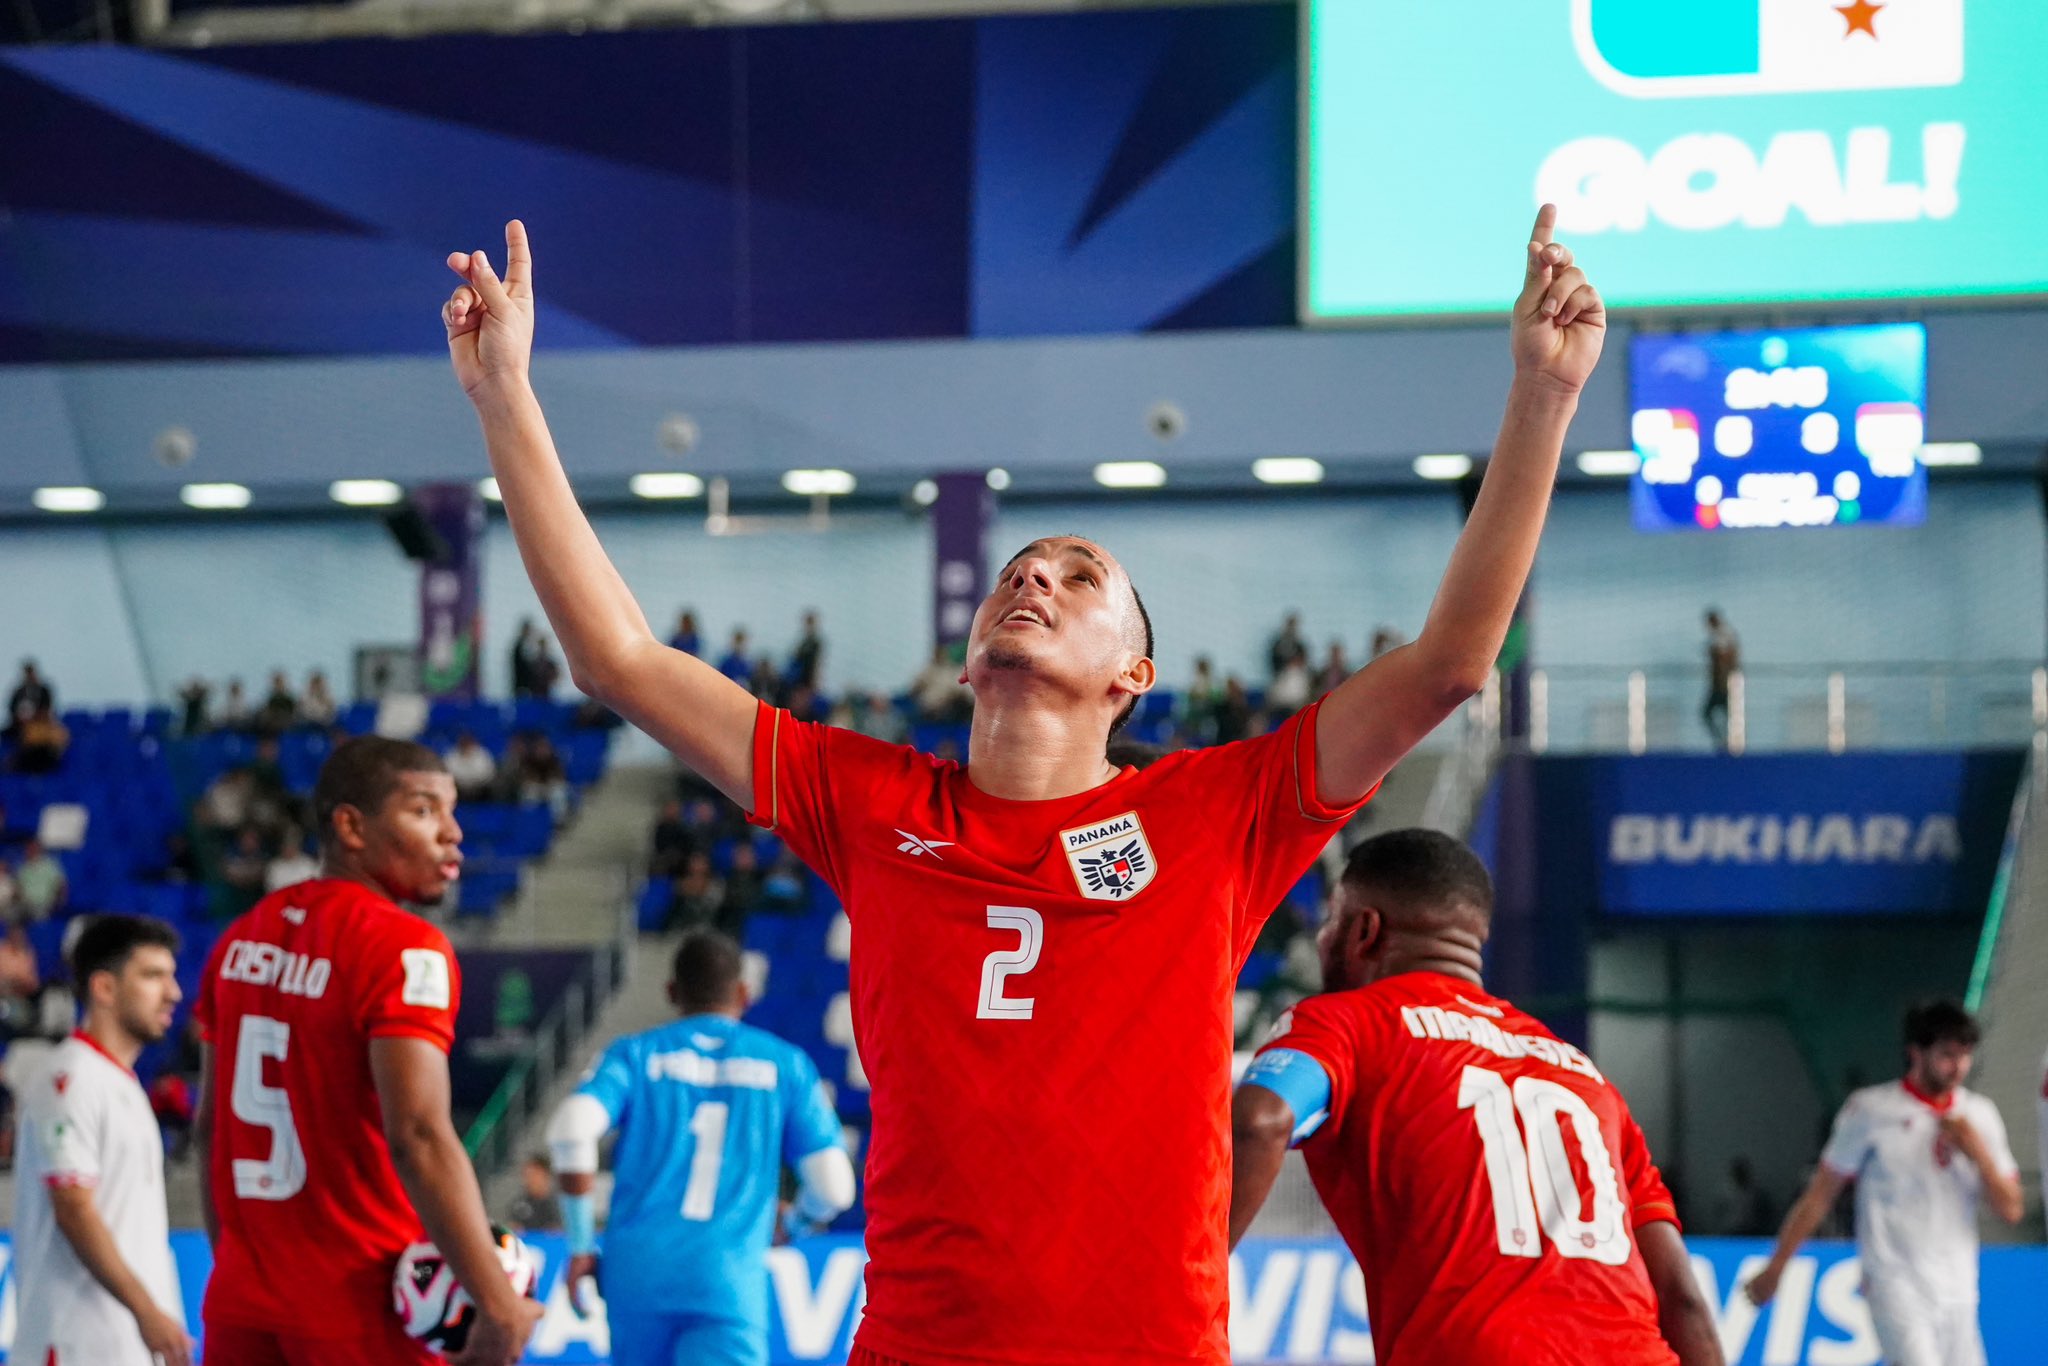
1239, 1049, 1333, 1146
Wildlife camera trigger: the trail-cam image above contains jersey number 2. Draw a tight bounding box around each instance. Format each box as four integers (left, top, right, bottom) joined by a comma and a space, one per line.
231, 1015, 307, 1202
977, 906, 1043, 1020
1457, 1064, 1629, 1266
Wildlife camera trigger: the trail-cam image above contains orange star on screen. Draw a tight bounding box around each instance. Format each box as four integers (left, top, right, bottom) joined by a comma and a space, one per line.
1835, 0, 1884, 38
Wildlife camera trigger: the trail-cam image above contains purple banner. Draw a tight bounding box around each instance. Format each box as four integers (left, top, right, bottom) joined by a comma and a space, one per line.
930, 471, 993, 651
415, 482, 484, 700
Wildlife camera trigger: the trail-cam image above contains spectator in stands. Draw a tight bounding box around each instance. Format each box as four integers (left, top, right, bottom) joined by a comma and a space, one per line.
650, 800, 695, 879
1178, 657, 1223, 744
445, 731, 499, 803
196, 767, 255, 835
218, 678, 252, 732
718, 843, 763, 936
1369, 626, 1403, 660
666, 852, 723, 932
1215, 677, 1253, 745
508, 1155, 563, 1233
0, 922, 40, 1031
1267, 613, 1308, 679
785, 685, 825, 725
760, 852, 807, 914
177, 678, 211, 737
0, 856, 17, 924
162, 832, 200, 884
1316, 642, 1352, 698
789, 611, 825, 691
747, 658, 783, 703
14, 839, 66, 920
532, 636, 564, 699
1268, 654, 1312, 715
247, 736, 303, 836
851, 691, 909, 745
1712, 1156, 1775, 1237
300, 669, 338, 728
511, 618, 546, 697
910, 644, 972, 723
256, 670, 298, 735
511, 733, 570, 817
10, 703, 69, 774
668, 610, 702, 657
264, 824, 319, 893
5, 660, 52, 741
717, 630, 754, 686
219, 826, 271, 920
1703, 608, 1740, 751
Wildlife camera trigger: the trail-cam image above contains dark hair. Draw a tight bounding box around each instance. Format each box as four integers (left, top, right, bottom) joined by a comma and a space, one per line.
672, 929, 745, 1013
1340, 829, 1494, 923
70, 914, 180, 991
1903, 999, 1980, 1051
313, 735, 447, 849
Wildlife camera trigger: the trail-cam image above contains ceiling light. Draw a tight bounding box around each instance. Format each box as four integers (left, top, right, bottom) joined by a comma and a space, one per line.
1252, 457, 1325, 485
1576, 450, 1642, 477
33, 486, 104, 513
181, 482, 251, 509
986, 468, 1011, 491
329, 478, 403, 507
782, 469, 856, 496
478, 477, 502, 502
1413, 454, 1473, 481
630, 472, 706, 500
911, 479, 939, 507
1093, 461, 1167, 489
1919, 442, 1982, 467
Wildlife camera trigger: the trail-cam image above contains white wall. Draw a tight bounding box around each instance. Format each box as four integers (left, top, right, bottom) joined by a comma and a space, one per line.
0, 478, 2037, 708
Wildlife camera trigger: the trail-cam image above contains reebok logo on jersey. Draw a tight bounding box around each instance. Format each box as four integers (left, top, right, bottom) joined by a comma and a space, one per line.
895, 831, 953, 860
1060, 811, 1157, 901
282, 905, 307, 925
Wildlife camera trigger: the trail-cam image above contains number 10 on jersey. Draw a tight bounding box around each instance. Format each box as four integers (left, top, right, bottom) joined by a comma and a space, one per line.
1458, 1065, 1631, 1266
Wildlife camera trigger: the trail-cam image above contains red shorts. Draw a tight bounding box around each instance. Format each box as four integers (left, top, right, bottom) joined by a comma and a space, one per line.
202, 1319, 438, 1366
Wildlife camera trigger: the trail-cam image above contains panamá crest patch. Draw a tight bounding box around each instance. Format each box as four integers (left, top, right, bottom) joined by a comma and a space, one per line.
1059, 810, 1158, 902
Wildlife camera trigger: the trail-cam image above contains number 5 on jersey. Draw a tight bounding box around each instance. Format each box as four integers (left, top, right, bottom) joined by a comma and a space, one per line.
231, 1015, 307, 1201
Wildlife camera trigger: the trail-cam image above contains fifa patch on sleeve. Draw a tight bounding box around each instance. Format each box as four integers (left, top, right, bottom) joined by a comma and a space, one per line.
400, 948, 453, 1009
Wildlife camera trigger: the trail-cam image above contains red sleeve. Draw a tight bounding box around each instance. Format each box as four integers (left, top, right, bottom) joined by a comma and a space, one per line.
354, 919, 462, 1053
1618, 1108, 1680, 1231
1257, 993, 1364, 1131
744, 700, 919, 902
1175, 702, 1379, 962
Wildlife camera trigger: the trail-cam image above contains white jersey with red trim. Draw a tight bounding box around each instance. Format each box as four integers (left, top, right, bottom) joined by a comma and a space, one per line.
1820, 1080, 2016, 1306
11, 1032, 183, 1366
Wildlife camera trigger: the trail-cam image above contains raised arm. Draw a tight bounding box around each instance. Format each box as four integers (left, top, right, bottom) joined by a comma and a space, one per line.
1744, 1164, 1848, 1306
1315, 205, 1603, 805
442, 223, 758, 806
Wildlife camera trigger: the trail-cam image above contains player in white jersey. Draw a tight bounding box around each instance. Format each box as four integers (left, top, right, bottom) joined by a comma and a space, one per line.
1747, 1001, 2022, 1366
12, 914, 193, 1366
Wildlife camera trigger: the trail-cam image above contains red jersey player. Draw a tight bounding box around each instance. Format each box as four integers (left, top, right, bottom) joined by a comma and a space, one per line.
1230, 829, 1723, 1366
439, 204, 1605, 1363
194, 737, 541, 1365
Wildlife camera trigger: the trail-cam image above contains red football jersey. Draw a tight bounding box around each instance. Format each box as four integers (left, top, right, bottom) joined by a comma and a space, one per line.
1259, 974, 1679, 1366
749, 700, 1369, 1365
196, 877, 461, 1337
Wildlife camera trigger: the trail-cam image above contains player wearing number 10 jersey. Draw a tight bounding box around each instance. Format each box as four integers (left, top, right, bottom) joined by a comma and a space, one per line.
1231, 831, 1723, 1366
195, 738, 540, 1366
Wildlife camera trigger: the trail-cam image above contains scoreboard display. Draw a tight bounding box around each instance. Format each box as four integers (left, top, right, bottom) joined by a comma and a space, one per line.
1629, 323, 1927, 532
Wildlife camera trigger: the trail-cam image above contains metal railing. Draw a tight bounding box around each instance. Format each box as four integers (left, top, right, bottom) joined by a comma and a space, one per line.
1524, 660, 2047, 755
461, 889, 635, 1176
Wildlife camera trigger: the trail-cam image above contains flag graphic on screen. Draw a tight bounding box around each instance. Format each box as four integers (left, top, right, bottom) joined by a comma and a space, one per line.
1573, 0, 1964, 98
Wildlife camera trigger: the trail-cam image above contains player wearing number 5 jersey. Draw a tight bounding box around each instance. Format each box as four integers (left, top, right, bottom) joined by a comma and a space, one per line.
443, 203, 1605, 1363
545, 930, 856, 1366
1231, 831, 1723, 1366
195, 738, 541, 1366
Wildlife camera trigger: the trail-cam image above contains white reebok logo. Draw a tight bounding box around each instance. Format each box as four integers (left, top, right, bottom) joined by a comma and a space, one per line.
281, 906, 307, 925
895, 831, 953, 860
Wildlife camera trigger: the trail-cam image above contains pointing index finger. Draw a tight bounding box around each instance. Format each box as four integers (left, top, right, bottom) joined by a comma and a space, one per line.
1531, 202, 1557, 248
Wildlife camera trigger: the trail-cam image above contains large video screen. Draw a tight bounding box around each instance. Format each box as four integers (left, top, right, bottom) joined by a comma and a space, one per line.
1304, 1, 2048, 320
1630, 323, 1926, 532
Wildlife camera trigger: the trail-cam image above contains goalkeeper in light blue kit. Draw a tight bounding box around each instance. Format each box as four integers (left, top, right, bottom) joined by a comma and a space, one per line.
546, 930, 856, 1366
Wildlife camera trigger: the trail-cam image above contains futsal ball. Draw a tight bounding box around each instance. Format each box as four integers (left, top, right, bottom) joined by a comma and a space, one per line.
392, 1226, 542, 1350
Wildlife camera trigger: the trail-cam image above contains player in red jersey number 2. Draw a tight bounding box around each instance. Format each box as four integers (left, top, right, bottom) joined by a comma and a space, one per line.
1230, 831, 1723, 1366
195, 738, 541, 1365
440, 207, 1602, 1364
